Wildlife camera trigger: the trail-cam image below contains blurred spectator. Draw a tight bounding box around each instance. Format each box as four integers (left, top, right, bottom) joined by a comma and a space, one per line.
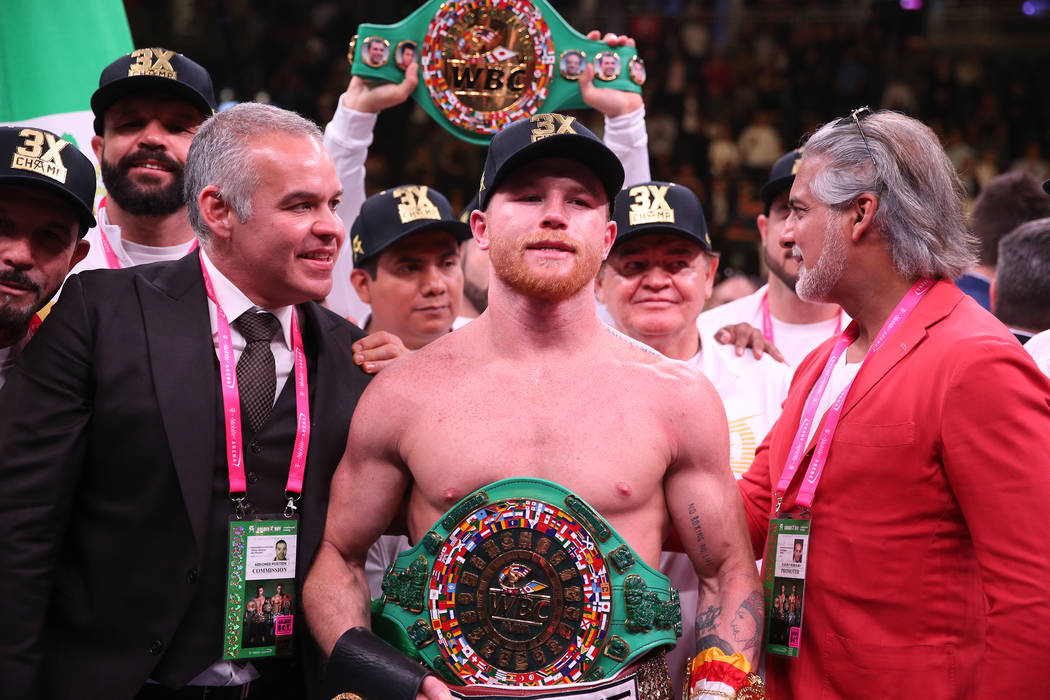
960, 171, 1050, 310
991, 218, 1050, 344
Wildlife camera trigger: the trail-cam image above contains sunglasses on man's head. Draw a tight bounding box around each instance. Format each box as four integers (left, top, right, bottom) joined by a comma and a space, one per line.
836, 106, 883, 194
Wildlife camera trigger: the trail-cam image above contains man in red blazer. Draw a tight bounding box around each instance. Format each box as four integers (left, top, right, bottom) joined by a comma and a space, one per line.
739, 108, 1050, 699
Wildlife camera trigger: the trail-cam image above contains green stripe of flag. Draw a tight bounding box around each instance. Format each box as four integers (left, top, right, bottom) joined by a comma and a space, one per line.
0, 0, 133, 122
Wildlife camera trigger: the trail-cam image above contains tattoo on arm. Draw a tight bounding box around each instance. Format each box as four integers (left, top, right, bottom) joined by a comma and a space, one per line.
695, 604, 732, 654
732, 590, 765, 653
688, 502, 715, 570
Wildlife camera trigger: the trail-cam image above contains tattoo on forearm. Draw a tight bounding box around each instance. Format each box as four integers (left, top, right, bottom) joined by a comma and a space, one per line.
731, 590, 765, 653
687, 502, 715, 569
695, 604, 732, 653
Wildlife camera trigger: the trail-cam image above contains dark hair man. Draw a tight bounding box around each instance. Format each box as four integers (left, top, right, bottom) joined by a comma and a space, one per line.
698, 149, 845, 366
990, 217, 1050, 344
0, 103, 372, 699
70, 48, 216, 275
0, 126, 94, 387
958, 171, 1050, 310
348, 186, 471, 357
739, 108, 1050, 698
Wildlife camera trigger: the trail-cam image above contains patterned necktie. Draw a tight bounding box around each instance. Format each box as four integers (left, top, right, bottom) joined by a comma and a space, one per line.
231, 311, 281, 432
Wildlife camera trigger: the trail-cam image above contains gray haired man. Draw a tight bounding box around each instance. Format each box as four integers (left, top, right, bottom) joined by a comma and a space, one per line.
0, 103, 372, 699
739, 108, 1050, 698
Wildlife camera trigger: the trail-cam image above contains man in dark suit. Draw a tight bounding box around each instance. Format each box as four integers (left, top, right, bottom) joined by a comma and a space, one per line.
0, 102, 370, 699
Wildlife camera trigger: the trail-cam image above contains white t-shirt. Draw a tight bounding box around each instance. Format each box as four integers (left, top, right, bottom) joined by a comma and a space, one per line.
1025, 329, 1050, 378
67, 205, 197, 277
697, 284, 847, 367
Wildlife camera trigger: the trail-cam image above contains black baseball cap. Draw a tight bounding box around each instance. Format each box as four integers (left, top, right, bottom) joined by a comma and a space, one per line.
478, 113, 624, 211
350, 185, 471, 267
0, 126, 97, 235
760, 148, 804, 208
612, 181, 712, 251
91, 48, 216, 134
1043, 179, 1049, 195
459, 191, 480, 223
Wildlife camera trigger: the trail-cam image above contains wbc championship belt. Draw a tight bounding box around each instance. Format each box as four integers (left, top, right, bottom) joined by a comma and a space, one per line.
374, 478, 681, 687
348, 0, 644, 145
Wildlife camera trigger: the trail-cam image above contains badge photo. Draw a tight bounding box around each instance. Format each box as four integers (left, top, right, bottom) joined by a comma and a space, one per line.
360, 36, 390, 68
629, 56, 646, 86
593, 51, 621, 81
395, 40, 418, 71
558, 49, 586, 81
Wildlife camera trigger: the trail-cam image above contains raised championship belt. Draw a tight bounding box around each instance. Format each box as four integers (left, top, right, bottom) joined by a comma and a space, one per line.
374, 478, 681, 687
349, 0, 644, 145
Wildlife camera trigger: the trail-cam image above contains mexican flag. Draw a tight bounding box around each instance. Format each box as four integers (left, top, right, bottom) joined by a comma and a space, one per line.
0, 0, 133, 172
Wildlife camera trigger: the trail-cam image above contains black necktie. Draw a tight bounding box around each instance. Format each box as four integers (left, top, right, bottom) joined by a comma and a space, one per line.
232, 311, 281, 432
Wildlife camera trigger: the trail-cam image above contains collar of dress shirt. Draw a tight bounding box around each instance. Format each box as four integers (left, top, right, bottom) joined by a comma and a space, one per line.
198, 247, 294, 351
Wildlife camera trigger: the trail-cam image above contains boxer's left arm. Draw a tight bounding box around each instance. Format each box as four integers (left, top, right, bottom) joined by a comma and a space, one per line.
663, 369, 764, 670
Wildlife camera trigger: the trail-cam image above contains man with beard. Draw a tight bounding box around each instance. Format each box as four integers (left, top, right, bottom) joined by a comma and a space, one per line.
698, 149, 845, 366
305, 115, 762, 700
67, 48, 216, 276
738, 109, 1050, 697
0, 127, 94, 388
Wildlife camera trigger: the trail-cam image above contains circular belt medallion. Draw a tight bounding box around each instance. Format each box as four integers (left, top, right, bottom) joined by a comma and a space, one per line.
429, 498, 612, 685
422, 0, 555, 137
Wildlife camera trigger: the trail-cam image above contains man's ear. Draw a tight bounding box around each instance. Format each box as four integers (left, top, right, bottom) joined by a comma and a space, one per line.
850, 193, 879, 242
602, 220, 617, 259
198, 185, 233, 240
90, 135, 104, 163
470, 209, 490, 251
68, 239, 90, 271
756, 213, 769, 245
350, 268, 372, 305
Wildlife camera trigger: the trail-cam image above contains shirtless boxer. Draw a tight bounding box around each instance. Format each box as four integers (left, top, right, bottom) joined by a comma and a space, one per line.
304, 115, 761, 700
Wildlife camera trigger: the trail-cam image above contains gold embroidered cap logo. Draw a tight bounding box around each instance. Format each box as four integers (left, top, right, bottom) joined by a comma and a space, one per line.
791, 147, 804, 175
627, 184, 674, 226
351, 234, 365, 261
10, 128, 69, 184
127, 48, 177, 79
392, 186, 440, 224
529, 113, 576, 143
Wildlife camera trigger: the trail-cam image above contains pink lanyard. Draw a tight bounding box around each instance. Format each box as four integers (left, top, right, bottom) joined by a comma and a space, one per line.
97, 199, 198, 270
775, 278, 934, 511
198, 252, 311, 518
761, 292, 843, 344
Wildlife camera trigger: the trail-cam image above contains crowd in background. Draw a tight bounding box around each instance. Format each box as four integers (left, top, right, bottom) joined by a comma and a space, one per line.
128, 0, 1050, 281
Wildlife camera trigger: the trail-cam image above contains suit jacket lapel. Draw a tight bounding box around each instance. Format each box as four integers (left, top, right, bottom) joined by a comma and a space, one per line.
139, 253, 216, 552
801, 280, 962, 454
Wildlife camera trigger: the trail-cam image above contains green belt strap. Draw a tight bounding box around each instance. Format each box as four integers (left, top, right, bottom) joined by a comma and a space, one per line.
348, 0, 643, 145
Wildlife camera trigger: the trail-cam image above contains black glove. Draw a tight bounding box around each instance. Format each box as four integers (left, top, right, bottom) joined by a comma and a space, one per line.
321, 626, 434, 700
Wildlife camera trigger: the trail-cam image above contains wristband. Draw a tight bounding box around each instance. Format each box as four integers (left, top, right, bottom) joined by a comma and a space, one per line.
348, 0, 644, 144
323, 626, 434, 700
684, 647, 767, 700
